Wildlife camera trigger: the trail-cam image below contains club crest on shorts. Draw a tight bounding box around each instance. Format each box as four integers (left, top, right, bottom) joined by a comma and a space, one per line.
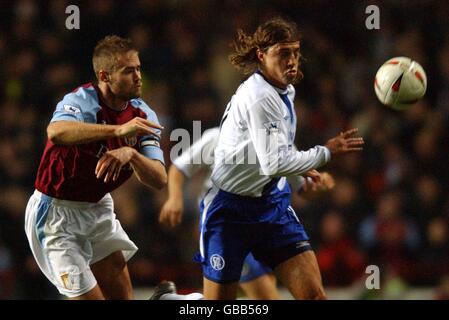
60, 266, 81, 291
125, 136, 137, 146
210, 254, 225, 271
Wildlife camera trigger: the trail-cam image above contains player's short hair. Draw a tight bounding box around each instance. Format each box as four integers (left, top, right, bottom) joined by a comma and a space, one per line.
229, 17, 302, 77
92, 35, 137, 78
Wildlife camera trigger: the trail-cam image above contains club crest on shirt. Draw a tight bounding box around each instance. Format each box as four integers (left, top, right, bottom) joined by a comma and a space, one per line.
95, 144, 109, 158
125, 136, 137, 146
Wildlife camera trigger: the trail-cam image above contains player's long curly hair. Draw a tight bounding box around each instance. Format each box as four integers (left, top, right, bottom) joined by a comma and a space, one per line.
229, 17, 303, 80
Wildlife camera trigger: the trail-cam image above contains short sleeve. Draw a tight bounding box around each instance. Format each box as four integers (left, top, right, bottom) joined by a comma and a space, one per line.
50, 86, 100, 124
51, 96, 85, 122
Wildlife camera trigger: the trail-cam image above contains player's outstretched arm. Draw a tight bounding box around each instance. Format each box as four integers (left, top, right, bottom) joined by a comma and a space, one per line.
159, 165, 186, 228
324, 128, 364, 156
95, 146, 167, 189
47, 117, 163, 145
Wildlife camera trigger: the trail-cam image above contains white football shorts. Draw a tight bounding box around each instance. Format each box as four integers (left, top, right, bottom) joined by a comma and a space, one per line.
24, 190, 138, 298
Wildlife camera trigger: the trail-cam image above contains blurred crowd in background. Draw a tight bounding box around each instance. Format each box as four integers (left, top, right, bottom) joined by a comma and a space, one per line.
0, 0, 448, 299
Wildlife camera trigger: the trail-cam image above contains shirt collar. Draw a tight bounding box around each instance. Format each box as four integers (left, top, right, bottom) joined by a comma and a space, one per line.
255, 70, 290, 95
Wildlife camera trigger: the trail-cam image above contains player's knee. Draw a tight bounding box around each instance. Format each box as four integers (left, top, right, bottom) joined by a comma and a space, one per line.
293, 284, 326, 300
314, 290, 327, 300
92, 252, 126, 277
109, 255, 127, 275
306, 287, 327, 300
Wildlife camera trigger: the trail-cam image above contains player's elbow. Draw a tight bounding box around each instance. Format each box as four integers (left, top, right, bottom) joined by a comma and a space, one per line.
153, 171, 167, 190
47, 123, 62, 144
258, 154, 284, 176
260, 164, 279, 177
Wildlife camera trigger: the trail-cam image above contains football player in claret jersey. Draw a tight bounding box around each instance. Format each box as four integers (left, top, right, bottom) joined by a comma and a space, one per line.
199, 18, 364, 300
24, 35, 167, 300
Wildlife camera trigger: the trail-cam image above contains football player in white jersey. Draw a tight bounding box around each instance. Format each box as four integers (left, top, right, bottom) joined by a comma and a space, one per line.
199, 18, 364, 300
159, 127, 335, 299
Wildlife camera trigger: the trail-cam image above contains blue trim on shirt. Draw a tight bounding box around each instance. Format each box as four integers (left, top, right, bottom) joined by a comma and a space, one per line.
254, 70, 294, 124
279, 93, 294, 124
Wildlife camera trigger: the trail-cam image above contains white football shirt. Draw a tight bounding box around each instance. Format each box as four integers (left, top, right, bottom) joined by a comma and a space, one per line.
211, 72, 330, 196
173, 126, 307, 202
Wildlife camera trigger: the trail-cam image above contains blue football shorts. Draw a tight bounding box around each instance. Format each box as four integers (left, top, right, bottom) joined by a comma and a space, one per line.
195, 186, 312, 283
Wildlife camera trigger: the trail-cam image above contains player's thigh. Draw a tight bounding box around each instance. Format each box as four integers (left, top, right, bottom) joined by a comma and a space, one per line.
24, 193, 98, 298
91, 251, 133, 300
239, 253, 278, 299
203, 277, 239, 300
198, 214, 249, 285
274, 250, 326, 300
239, 274, 279, 300
90, 194, 138, 264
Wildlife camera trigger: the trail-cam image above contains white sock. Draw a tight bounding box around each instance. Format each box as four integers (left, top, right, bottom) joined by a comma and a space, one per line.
159, 292, 204, 300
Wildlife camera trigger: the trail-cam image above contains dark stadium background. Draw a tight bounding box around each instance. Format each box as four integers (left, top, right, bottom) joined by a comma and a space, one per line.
0, 0, 448, 299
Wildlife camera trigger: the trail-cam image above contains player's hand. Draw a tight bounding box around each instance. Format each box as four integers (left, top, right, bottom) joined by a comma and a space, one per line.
325, 128, 364, 156
95, 146, 135, 183
115, 117, 163, 139
318, 172, 336, 191
159, 198, 184, 228
303, 171, 335, 192
300, 171, 336, 200
302, 170, 321, 192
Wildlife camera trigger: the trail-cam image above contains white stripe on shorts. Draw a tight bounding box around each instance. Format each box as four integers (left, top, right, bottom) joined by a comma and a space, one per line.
288, 205, 301, 223
199, 186, 219, 259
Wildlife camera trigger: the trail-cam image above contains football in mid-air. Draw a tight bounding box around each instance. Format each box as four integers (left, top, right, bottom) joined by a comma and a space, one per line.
374, 56, 427, 111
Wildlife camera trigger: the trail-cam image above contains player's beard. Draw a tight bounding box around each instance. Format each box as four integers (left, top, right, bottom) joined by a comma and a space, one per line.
116, 85, 141, 101
110, 78, 141, 101
130, 85, 142, 99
